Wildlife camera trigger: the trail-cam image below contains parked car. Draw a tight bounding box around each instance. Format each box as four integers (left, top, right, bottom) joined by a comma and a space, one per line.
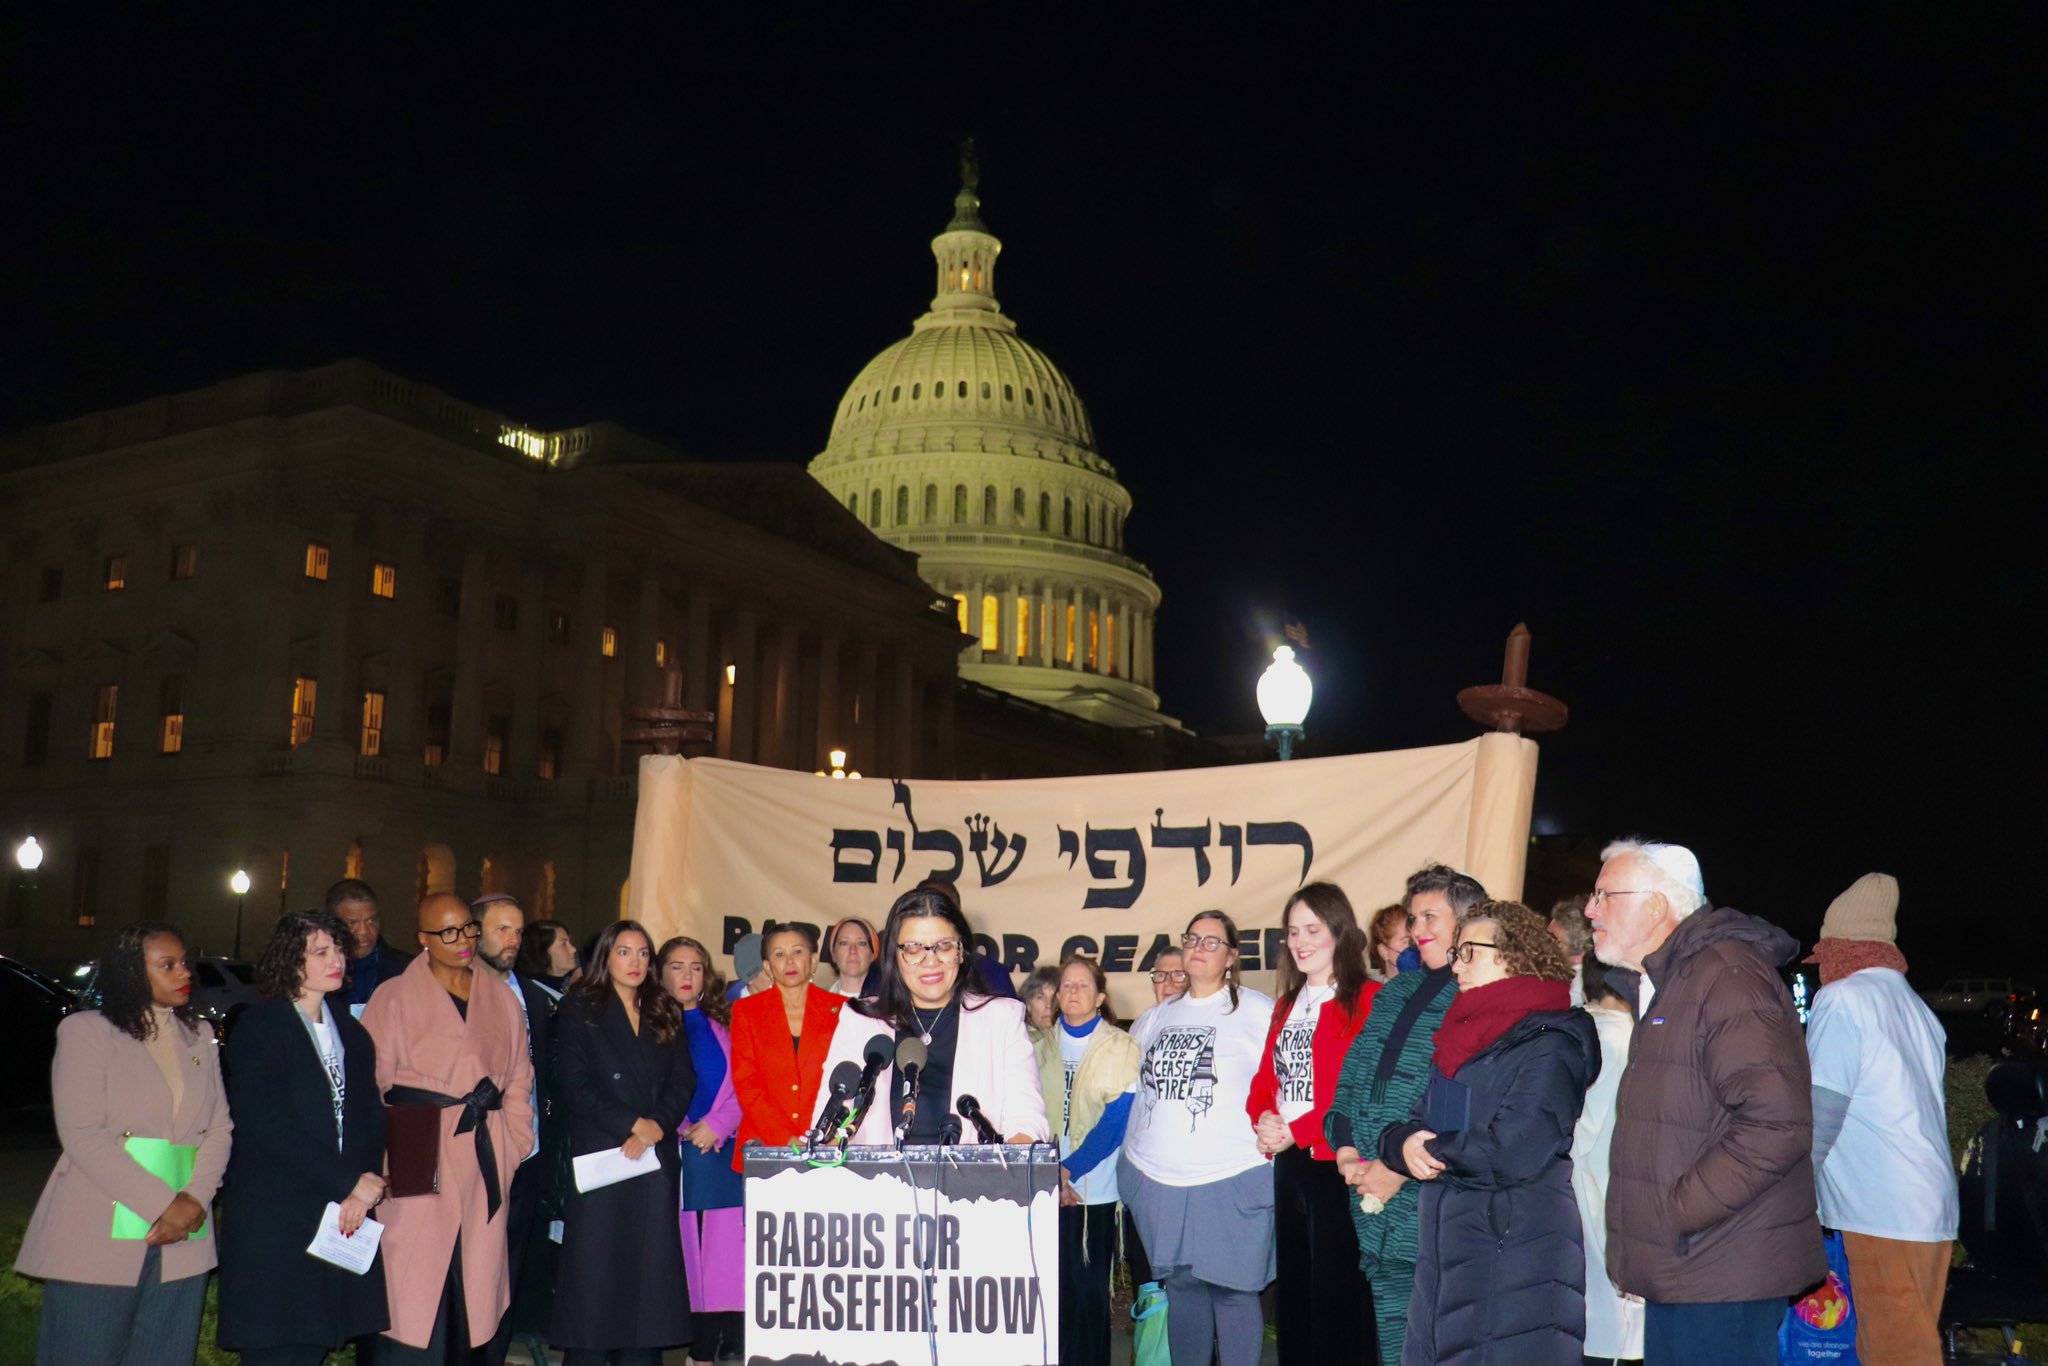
73, 954, 261, 1036
1925, 979, 2019, 1015
0, 954, 75, 1107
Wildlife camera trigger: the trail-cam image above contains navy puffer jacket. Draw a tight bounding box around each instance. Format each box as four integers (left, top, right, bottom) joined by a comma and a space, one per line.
1382, 1008, 1599, 1366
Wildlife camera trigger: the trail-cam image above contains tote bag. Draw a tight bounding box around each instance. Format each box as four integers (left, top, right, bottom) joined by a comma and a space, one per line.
1779, 1229, 1858, 1364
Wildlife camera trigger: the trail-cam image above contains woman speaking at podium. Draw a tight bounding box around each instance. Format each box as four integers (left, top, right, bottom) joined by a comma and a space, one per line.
814, 887, 1049, 1145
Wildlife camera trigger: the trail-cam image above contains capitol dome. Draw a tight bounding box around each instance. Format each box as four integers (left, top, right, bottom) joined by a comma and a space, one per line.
809, 155, 1173, 730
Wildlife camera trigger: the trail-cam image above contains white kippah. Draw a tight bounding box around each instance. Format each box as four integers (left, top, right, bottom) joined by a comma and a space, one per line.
1639, 843, 1705, 899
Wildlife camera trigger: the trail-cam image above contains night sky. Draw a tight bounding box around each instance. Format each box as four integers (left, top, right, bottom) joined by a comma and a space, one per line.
4, 11, 2040, 976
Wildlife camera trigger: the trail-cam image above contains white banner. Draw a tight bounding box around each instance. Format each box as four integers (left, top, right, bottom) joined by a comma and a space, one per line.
629, 734, 1537, 1018
743, 1147, 1059, 1366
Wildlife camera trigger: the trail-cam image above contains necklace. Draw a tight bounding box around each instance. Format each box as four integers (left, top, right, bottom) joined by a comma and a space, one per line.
911, 1001, 950, 1046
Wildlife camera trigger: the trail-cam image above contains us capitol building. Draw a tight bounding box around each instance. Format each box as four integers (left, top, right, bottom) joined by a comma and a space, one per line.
0, 152, 1191, 959
808, 156, 1175, 730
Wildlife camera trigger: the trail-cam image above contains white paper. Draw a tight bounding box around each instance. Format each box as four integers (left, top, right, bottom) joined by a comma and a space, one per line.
305, 1201, 382, 1275
548, 1218, 565, 1244
572, 1145, 660, 1193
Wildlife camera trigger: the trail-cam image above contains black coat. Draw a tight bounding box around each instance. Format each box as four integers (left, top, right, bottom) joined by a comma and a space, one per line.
549, 991, 696, 1351
1382, 1008, 1599, 1366
216, 997, 389, 1350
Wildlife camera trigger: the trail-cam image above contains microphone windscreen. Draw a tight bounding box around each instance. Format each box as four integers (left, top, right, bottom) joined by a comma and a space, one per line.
894, 1036, 929, 1076
956, 1093, 982, 1118
827, 1061, 862, 1098
862, 1034, 894, 1069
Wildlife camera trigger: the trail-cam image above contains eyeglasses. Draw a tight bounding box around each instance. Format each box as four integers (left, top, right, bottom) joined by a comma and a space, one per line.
1586, 889, 1654, 909
1181, 934, 1231, 953
426, 920, 483, 945
896, 938, 963, 963
1452, 941, 1496, 964
1150, 970, 1189, 984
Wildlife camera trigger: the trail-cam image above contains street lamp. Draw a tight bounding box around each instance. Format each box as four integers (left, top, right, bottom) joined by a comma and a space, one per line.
813, 748, 861, 780
14, 836, 43, 872
1256, 645, 1313, 761
229, 869, 251, 959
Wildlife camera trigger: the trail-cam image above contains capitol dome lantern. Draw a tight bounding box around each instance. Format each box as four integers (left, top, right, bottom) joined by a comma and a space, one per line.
809, 147, 1173, 729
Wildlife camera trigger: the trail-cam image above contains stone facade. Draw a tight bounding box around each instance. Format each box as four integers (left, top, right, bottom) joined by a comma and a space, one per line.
0, 361, 970, 963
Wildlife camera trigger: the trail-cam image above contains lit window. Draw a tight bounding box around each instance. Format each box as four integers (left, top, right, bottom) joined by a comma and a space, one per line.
601, 626, 618, 658
170, 543, 199, 581
305, 543, 330, 580
654, 640, 668, 668
1105, 614, 1117, 676
89, 684, 118, 760
895, 487, 909, 523
483, 716, 508, 776
360, 690, 386, 757
724, 662, 736, 686
1065, 605, 1077, 663
1016, 598, 1031, 656
1087, 611, 1100, 671
493, 594, 518, 632
290, 676, 318, 747
370, 562, 397, 599
539, 727, 563, 781
953, 594, 968, 634
980, 594, 999, 653
424, 702, 450, 767
103, 555, 128, 591
158, 675, 184, 755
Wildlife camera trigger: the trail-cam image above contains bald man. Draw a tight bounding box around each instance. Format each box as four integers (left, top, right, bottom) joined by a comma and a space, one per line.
360, 894, 535, 1363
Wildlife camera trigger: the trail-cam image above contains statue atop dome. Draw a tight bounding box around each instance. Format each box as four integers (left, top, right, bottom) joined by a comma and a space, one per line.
947, 137, 988, 233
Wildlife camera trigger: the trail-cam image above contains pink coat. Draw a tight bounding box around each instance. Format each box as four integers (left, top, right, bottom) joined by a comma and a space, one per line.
812, 995, 1050, 1145
17, 1010, 232, 1285
361, 956, 534, 1349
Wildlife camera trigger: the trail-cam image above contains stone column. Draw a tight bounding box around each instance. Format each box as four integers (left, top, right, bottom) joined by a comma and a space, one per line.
967, 579, 987, 660
632, 571, 663, 709
1001, 583, 1020, 664
448, 546, 489, 766
934, 675, 956, 778
891, 657, 918, 776
814, 630, 843, 769
757, 623, 799, 770
684, 583, 713, 713
1036, 584, 1054, 666
853, 643, 879, 773
1116, 600, 1134, 680
566, 558, 609, 773
728, 609, 758, 764
510, 562, 546, 776
317, 509, 358, 744
384, 520, 429, 764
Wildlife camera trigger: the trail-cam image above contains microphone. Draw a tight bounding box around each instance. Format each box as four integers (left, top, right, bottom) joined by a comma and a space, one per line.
938, 1114, 964, 1146
955, 1093, 1001, 1144
809, 1061, 864, 1144
893, 1037, 929, 1143
841, 1035, 896, 1142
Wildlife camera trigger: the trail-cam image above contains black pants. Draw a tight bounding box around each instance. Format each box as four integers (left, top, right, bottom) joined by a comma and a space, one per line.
358, 1234, 484, 1366
234, 1350, 331, 1366
562, 1352, 661, 1365
1120, 1203, 1155, 1288
1274, 1146, 1376, 1366
689, 1309, 744, 1362
487, 1156, 546, 1366
1059, 1202, 1117, 1366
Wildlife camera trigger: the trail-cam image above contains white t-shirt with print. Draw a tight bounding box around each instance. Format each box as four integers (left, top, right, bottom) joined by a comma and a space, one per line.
1124, 985, 1274, 1187
309, 1002, 346, 1149
1806, 967, 1958, 1242
1272, 985, 1331, 1125
1057, 1022, 1124, 1206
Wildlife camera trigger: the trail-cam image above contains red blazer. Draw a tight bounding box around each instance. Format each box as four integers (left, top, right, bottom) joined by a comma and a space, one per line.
728, 985, 846, 1172
1248, 980, 1379, 1160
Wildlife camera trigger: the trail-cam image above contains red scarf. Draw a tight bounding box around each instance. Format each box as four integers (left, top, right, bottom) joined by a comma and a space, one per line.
1432, 975, 1570, 1077
1810, 937, 1909, 988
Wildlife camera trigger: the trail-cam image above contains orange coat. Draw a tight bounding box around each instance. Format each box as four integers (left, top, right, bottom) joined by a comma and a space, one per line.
727, 985, 844, 1170
361, 956, 534, 1350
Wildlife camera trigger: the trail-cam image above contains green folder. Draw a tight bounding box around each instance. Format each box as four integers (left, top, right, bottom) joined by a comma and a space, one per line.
111, 1136, 206, 1240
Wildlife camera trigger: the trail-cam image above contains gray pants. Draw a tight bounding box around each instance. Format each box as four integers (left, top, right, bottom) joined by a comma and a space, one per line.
36, 1244, 207, 1366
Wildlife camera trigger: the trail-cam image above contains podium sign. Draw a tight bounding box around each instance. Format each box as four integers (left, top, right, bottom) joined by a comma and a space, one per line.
743, 1144, 1060, 1365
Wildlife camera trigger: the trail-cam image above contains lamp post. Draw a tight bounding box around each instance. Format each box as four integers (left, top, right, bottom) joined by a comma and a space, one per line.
814, 748, 862, 780
9, 836, 43, 934
229, 869, 251, 959
1257, 645, 1313, 761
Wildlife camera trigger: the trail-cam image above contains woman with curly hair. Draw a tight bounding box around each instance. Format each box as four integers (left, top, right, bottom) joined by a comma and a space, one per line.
553, 919, 696, 1363
217, 910, 389, 1364
659, 936, 744, 1366
16, 921, 230, 1366
1378, 900, 1600, 1366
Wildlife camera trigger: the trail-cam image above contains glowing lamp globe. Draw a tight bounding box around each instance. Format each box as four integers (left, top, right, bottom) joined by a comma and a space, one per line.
229, 869, 252, 896
14, 836, 43, 872
1257, 646, 1313, 729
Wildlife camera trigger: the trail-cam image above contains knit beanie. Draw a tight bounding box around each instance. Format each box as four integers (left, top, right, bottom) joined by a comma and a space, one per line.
1817, 872, 1899, 944
732, 932, 764, 982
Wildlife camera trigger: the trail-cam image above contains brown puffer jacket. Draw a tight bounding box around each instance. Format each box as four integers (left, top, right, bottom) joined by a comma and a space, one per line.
1602, 904, 1826, 1304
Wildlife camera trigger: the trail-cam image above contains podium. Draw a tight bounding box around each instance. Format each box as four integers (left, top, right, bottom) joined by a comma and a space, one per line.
742, 1143, 1061, 1365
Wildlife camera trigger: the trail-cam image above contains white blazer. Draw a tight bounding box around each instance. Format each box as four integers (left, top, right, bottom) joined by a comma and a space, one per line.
812, 994, 1050, 1144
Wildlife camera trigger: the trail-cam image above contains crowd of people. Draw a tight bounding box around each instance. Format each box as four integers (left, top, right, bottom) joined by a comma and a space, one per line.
14, 841, 1960, 1366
